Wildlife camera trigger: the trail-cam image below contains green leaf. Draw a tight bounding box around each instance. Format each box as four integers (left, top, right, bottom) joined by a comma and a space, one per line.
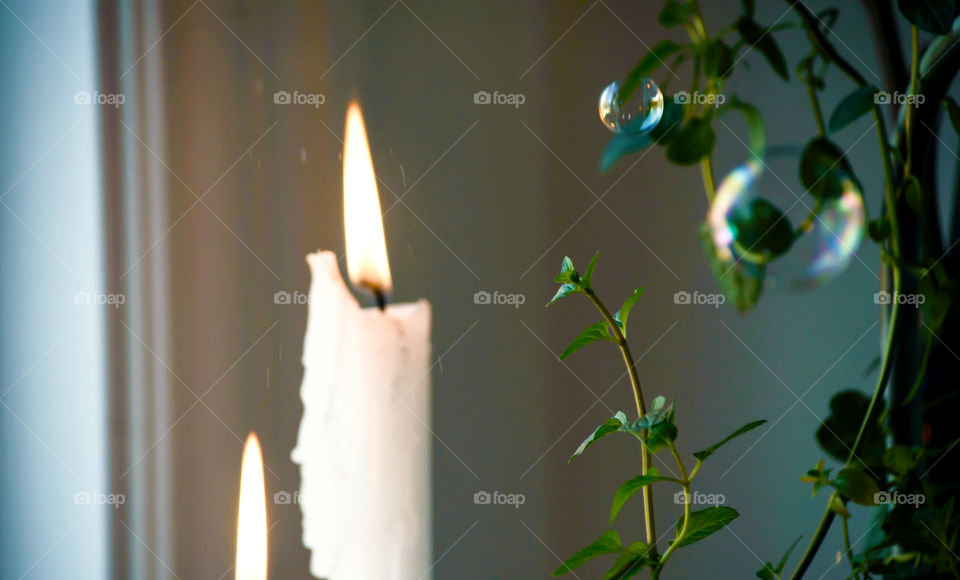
610, 467, 667, 523
799, 137, 854, 200
703, 39, 735, 79
674, 506, 740, 547
548, 283, 578, 306
614, 287, 644, 334
897, 0, 957, 35
548, 257, 581, 306
699, 222, 765, 312
882, 445, 923, 476
582, 251, 599, 289
552, 530, 623, 576
903, 175, 923, 213
833, 467, 880, 506
735, 17, 789, 80
728, 198, 794, 262
621, 40, 686, 103
693, 420, 767, 462
560, 321, 615, 360
598, 98, 684, 173
666, 117, 716, 165
816, 390, 884, 467
658, 0, 690, 28
943, 97, 960, 136
604, 553, 649, 580
645, 403, 678, 453
829, 86, 878, 133
867, 218, 891, 243
828, 494, 851, 518
570, 412, 628, 462
756, 536, 802, 579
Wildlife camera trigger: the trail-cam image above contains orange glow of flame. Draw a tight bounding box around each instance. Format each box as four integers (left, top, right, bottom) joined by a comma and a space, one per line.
343, 100, 392, 294
236, 433, 267, 580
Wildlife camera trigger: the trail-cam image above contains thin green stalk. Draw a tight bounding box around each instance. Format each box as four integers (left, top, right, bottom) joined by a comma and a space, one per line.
701, 157, 716, 202
658, 442, 692, 569
585, 289, 658, 560
841, 515, 858, 579
904, 26, 919, 178
801, 53, 826, 136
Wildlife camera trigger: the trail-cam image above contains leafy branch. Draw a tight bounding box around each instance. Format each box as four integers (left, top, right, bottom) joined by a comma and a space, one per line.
548, 254, 764, 579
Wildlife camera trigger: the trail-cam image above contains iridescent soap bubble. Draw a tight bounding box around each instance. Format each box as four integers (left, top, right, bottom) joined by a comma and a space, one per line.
706, 155, 866, 288
782, 174, 866, 287
599, 78, 664, 136
706, 161, 764, 263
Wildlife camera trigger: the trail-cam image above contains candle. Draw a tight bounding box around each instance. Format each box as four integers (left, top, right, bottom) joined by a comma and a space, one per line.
291, 101, 433, 580
237, 433, 267, 580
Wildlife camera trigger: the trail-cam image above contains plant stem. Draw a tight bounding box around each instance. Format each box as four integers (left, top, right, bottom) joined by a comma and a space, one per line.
804, 57, 827, 136
658, 442, 692, 569
785, 0, 867, 87
701, 156, 716, 202
904, 26, 919, 178
585, 289, 658, 560
841, 515, 857, 579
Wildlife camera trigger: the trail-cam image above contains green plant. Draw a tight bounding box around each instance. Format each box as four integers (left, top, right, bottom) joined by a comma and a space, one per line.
551, 0, 960, 578
547, 254, 765, 579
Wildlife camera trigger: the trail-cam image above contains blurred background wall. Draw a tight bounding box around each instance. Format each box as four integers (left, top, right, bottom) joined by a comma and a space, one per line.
3, 0, 950, 578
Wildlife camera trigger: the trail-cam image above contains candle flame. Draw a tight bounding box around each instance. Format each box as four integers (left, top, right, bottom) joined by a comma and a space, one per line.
236, 433, 267, 580
344, 100, 392, 294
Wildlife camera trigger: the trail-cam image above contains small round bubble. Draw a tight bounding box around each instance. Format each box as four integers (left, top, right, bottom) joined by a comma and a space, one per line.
599, 78, 664, 135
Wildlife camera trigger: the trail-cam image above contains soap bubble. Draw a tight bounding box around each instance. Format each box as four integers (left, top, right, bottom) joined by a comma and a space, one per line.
707, 153, 866, 287
779, 175, 866, 287
599, 79, 664, 135
707, 161, 764, 263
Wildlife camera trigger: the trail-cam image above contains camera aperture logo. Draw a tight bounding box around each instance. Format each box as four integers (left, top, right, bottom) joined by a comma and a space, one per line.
473, 90, 526, 108
674, 91, 725, 108
273, 490, 305, 505
473, 290, 526, 308
673, 290, 725, 308
274, 90, 326, 108
474, 490, 525, 509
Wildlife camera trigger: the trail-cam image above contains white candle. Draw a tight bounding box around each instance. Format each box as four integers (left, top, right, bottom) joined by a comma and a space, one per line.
237, 433, 268, 580
291, 101, 433, 580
